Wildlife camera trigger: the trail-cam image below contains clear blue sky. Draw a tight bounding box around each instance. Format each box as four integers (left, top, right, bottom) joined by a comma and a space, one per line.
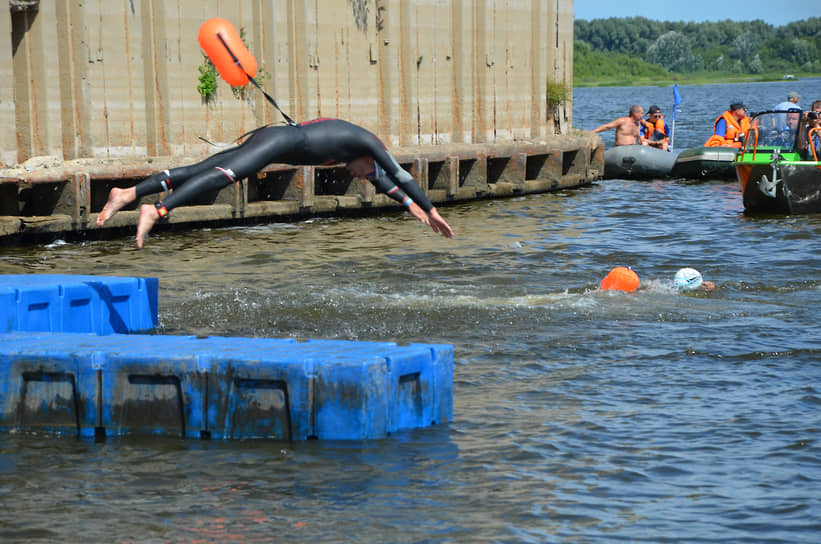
574, 0, 819, 27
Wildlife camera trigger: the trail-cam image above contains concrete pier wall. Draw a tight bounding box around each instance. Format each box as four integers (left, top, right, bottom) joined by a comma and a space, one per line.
1, 0, 575, 165
0, 1, 598, 243
0, 133, 605, 242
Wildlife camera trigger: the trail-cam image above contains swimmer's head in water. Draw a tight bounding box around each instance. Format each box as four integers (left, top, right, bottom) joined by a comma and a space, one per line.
674, 268, 703, 291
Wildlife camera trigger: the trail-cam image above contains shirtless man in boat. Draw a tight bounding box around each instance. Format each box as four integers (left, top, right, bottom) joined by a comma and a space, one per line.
593, 105, 644, 146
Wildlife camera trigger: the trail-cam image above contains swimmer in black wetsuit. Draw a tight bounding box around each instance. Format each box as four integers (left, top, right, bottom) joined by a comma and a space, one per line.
97, 118, 454, 247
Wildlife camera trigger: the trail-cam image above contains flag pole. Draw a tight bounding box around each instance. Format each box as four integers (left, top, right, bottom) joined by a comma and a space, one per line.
672, 118, 677, 152
671, 84, 682, 152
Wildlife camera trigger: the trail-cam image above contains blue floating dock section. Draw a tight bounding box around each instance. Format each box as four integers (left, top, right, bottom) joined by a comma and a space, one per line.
0, 331, 453, 440
0, 274, 453, 440
0, 274, 158, 335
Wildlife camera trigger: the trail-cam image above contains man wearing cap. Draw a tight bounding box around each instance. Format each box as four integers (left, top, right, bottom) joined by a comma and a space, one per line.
640, 105, 671, 151
704, 102, 750, 148
774, 91, 801, 112
773, 91, 801, 131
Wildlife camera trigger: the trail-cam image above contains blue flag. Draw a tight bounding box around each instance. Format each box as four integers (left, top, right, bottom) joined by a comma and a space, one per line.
672, 84, 683, 121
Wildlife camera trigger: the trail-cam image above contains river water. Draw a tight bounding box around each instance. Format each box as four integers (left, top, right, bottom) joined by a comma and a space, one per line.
1, 79, 820, 543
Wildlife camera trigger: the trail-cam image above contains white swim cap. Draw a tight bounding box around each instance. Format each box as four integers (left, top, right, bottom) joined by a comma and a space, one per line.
674, 268, 703, 290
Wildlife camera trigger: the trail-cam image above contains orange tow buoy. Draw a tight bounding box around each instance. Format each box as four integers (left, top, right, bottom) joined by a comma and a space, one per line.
600, 266, 640, 292
198, 18, 257, 86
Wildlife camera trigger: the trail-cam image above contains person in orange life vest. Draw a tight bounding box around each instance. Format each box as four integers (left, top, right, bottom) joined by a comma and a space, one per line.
808, 111, 821, 159
797, 111, 821, 160
704, 102, 750, 148
640, 105, 670, 151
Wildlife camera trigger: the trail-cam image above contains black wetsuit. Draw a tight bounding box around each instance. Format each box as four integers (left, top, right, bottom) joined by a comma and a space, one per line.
136, 118, 434, 215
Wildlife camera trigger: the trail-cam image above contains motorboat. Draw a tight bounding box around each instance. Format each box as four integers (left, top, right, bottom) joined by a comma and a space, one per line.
735, 110, 821, 214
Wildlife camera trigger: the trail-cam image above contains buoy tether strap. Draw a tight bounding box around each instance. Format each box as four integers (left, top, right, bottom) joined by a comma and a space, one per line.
215, 33, 296, 126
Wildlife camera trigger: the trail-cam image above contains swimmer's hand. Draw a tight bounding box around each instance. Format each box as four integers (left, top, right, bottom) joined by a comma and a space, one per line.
428, 207, 454, 238
408, 203, 454, 238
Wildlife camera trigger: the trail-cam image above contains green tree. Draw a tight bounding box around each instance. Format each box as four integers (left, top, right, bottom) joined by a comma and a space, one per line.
788, 38, 813, 66
646, 31, 700, 72
732, 31, 760, 63
574, 16, 821, 79
748, 54, 763, 74
573, 40, 669, 84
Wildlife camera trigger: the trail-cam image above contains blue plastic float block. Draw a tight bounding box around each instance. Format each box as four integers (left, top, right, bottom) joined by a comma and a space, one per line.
302, 339, 454, 437
410, 342, 454, 430
0, 332, 454, 441
0, 274, 158, 335
0, 332, 189, 437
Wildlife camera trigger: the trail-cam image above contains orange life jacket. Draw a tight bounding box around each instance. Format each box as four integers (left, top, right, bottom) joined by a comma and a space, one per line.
705, 111, 751, 148
641, 116, 668, 146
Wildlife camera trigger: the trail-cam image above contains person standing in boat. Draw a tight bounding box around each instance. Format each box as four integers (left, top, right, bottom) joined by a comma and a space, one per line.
772, 91, 801, 131
773, 90, 801, 112
639, 105, 671, 152
593, 105, 644, 147
704, 102, 750, 148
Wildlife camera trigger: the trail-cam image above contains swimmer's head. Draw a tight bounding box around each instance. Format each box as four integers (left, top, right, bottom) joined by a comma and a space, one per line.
674, 268, 703, 291
346, 156, 376, 179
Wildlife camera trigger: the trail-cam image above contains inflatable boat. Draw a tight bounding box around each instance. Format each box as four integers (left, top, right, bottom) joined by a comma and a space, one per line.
670, 146, 738, 180
603, 145, 677, 180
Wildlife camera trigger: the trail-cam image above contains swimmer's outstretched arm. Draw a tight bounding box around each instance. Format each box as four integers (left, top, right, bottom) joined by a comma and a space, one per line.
368, 172, 454, 238
360, 152, 452, 238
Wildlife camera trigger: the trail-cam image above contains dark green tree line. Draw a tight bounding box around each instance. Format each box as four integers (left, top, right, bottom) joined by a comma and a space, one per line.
575, 17, 820, 74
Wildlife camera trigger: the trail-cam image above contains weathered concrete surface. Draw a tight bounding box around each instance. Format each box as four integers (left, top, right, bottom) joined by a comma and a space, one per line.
0, 0, 582, 242
0, 1, 575, 167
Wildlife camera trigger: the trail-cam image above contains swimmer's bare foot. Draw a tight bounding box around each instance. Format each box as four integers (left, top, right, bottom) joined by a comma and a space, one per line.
136, 204, 161, 249
97, 186, 137, 226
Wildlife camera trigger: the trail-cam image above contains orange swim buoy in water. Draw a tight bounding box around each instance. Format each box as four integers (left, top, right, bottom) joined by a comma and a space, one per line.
600, 266, 640, 292
198, 18, 257, 86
